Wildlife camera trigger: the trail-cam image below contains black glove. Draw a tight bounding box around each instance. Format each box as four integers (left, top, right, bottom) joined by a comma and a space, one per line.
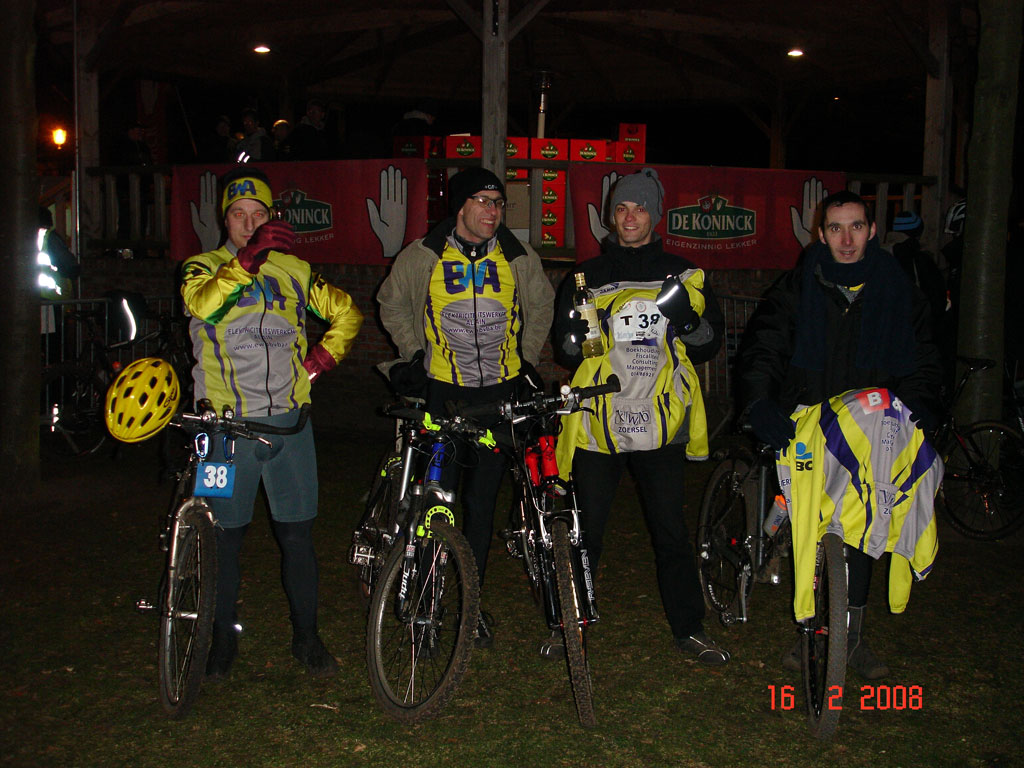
389, 350, 428, 397
656, 274, 700, 333
900, 395, 938, 439
517, 360, 544, 396
747, 399, 795, 450
567, 310, 591, 347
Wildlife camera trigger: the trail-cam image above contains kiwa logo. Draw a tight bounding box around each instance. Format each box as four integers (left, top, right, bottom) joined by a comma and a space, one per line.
275, 189, 332, 234
667, 194, 756, 240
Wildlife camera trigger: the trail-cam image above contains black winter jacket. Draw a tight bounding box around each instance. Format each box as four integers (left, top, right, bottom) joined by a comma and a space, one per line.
738, 257, 943, 420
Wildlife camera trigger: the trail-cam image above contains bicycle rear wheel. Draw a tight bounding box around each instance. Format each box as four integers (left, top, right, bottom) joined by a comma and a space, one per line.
158, 500, 216, 719
551, 519, 597, 728
352, 452, 404, 601
366, 519, 479, 722
40, 364, 108, 460
697, 456, 751, 621
940, 421, 1024, 540
801, 532, 847, 740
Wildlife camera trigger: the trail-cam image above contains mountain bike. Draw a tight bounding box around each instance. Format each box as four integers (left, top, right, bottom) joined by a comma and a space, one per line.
461, 374, 621, 728
40, 298, 192, 460
350, 402, 488, 722
697, 434, 847, 740
136, 402, 309, 719
935, 356, 1024, 540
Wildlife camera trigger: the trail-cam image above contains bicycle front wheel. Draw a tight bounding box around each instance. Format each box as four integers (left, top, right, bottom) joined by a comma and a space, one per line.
697, 456, 751, 620
551, 519, 597, 728
158, 500, 216, 719
801, 532, 847, 740
366, 520, 479, 722
940, 421, 1024, 540
40, 364, 108, 460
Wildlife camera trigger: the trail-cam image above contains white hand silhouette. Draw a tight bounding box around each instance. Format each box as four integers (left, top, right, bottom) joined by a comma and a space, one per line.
790, 176, 829, 249
366, 165, 408, 258
587, 171, 622, 243
189, 171, 221, 252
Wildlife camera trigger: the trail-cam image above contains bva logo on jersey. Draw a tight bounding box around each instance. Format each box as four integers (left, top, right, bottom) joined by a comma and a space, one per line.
795, 442, 813, 471
443, 259, 501, 294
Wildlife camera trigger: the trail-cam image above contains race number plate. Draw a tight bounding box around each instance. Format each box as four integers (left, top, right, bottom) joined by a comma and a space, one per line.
194, 462, 236, 498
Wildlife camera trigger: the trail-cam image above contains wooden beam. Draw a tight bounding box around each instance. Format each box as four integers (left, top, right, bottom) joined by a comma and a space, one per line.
446, 0, 482, 40
509, 0, 551, 39
482, 0, 509, 180
83, 0, 145, 71
920, 0, 952, 256
880, 0, 941, 77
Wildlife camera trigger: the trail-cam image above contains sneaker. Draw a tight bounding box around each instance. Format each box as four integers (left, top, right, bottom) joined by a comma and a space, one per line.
781, 638, 802, 672
473, 611, 494, 649
847, 641, 890, 680
291, 631, 339, 677
206, 623, 238, 680
675, 630, 730, 665
539, 629, 565, 660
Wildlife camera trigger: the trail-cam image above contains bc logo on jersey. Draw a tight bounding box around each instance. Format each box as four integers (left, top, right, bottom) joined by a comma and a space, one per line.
795, 441, 814, 471
443, 259, 501, 295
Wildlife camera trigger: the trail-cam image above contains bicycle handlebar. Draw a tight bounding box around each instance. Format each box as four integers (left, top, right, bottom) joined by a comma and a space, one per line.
171, 403, 311, 442
456, 374, 622, 422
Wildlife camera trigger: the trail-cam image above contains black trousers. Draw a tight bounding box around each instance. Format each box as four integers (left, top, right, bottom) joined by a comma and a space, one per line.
572, 443, 706, 639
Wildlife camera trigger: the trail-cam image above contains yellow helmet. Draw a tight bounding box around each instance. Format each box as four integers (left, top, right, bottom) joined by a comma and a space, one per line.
105, 358, 181, 443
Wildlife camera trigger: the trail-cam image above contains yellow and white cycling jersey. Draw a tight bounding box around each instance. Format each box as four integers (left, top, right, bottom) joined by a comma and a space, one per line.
776, 388, 941, 621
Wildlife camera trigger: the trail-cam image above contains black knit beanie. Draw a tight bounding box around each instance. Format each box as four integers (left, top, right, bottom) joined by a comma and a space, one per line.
448, 168, 506, 214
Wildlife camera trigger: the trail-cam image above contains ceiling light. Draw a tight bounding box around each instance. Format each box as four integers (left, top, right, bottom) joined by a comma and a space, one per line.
253, 45, 271, 54
787, 48, 804, 57
52, 128, 68, 147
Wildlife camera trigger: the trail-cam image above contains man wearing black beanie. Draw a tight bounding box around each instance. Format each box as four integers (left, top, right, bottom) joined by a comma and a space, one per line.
377, 167, 554, 649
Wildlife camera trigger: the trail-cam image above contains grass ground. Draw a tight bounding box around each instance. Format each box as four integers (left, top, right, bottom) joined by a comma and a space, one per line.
3, 372, 1022, 768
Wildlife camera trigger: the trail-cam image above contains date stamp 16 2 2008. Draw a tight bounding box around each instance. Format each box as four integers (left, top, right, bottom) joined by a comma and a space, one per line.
768, 684, 923, 711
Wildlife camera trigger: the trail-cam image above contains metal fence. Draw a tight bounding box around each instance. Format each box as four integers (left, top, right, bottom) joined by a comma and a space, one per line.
696, 294, 762, 439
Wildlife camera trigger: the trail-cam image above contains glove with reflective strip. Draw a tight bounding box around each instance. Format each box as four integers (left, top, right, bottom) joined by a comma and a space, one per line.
656, 274, 700, 333
302, 344, 336, 383
236, 220, 295, 274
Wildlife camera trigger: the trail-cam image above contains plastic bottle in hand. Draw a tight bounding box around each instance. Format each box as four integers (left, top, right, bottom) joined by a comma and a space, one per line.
573, 272, 604, 358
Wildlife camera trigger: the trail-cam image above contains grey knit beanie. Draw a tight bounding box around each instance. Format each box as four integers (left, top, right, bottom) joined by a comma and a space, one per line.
610, 167, 665, 229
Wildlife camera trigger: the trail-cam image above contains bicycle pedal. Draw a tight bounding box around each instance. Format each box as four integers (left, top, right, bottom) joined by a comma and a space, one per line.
348, 542, 374, 567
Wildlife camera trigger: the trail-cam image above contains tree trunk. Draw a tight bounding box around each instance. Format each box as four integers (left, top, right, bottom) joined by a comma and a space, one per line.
0, 0, 40, 501
957, 0, 1024, 424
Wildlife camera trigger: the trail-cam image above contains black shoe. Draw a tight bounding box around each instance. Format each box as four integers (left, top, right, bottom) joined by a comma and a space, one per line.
292, 630, 339, 677
473, 611, 494, 649
675, 630, 730, 665
206, 623, 238, 680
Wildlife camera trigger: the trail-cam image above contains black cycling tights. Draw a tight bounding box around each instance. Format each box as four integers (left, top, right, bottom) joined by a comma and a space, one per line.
845, 545, 873, 608
214, 520, 319, 632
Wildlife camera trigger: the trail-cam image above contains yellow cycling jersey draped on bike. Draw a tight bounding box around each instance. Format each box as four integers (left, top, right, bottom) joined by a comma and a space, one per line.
556, 270, 709, 477
777, 387, 941, 621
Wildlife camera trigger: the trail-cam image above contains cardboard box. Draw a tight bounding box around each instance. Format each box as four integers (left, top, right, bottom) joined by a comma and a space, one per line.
541, 169, 567, 185
446, 135, 482, 158
612, 140, 645, 164
530, 138, 568, 161
619, 122, 647, 147
541, 205, 566, 229
504, 181, 530, 230
505, 137, 529, 160
540, 184, 566, 207
541, 226, 566, 248
505, 168, 529, 181
393, 135, 443, 159
569, 139, 608, 163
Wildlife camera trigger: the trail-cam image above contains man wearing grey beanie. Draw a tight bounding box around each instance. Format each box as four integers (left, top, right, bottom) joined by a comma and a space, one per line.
553, 167, 729, 664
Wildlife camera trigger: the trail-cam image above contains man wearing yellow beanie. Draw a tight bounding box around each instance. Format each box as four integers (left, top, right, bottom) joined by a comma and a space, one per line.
181, 166, 363, 679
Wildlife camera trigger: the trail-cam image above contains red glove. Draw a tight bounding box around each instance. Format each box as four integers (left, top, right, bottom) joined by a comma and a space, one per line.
236, 220, 295, 274
303, 344, 336, 383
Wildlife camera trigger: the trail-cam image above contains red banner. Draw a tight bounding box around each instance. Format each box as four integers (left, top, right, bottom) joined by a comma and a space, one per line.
170, 160, 429, 264
569, 165, 847, 269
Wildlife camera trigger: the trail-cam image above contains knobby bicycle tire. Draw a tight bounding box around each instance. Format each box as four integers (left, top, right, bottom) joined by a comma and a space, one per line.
697, 456, 751, 620
40, 364, 109, 460
355, 452, 404, 602
551, 519, 597, 728
801, 532, 848, 740
939, 421, 1024, 540
158, 500, 216, 719
365, 519, 480, 722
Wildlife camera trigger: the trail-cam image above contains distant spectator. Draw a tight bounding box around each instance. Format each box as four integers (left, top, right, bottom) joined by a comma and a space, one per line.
201, 114, 237, 163
289, 99, 332, 160
272, 119, 293, 160
235, 108, 275, 162
392, 102, 437, 137
116, 122, 154, 241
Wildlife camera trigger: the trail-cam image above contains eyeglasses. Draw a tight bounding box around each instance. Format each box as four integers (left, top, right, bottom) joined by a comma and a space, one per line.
469, 195, 506, 210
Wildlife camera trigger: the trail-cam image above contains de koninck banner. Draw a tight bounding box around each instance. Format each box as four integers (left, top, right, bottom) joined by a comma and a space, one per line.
569, 164, 847, 270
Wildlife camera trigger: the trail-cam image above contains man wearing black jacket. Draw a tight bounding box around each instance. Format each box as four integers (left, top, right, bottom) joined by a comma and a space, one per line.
553, 167, 729, 665
738, 190, 943, 679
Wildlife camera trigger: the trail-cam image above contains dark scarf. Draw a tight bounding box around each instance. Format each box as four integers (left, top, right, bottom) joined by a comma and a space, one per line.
791, 239, 916, 376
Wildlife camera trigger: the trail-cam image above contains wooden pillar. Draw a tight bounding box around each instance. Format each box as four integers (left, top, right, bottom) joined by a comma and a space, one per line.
957, 0, 1024, 424
0, 0, 40, 499
921, 0, 952, 256
481, 0, 509, 180
76, 16, 102, 248
769, 90, 786, 169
